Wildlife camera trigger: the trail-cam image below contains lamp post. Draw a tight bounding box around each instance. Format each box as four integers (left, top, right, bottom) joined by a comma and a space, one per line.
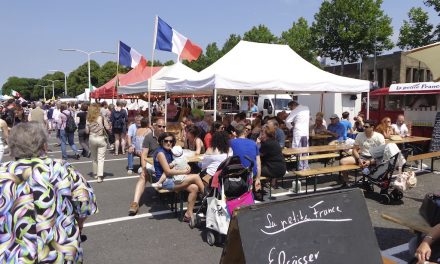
49, 70, 67, 96
58, 49, 115, 100
35, 85, 50, 101
45, 80, 62, 100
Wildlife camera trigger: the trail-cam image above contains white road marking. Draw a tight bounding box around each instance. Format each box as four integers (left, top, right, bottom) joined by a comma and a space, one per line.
69, 156, 138, 164
84, 209, 183, 227
88, 175, 139, 183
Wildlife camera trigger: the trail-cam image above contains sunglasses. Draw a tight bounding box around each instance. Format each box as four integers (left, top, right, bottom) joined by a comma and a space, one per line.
163, 139, 174, 144
363, 126, 371, 129
157, 125, 166, 128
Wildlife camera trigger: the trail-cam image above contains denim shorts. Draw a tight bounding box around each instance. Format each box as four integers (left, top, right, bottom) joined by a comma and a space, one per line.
162, 178, 175, 190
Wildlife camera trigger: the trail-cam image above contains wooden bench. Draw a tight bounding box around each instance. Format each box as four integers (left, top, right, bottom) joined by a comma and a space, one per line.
153, 187, 185, 220
285, 152, 340, 163
381, 207, 431, 234
294, 164, 360, 193
407, 151, 440, 172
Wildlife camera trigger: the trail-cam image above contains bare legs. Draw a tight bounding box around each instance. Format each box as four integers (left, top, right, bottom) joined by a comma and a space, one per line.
114, 133, 126, 155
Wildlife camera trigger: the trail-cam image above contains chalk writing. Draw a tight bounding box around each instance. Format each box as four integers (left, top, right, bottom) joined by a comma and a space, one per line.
268, 247, 319, 264
260, 200, 351, 235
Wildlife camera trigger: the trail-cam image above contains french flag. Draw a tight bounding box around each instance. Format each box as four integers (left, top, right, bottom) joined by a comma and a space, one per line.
11, 90, 21, 97
119, 41, 145, 68
155, 17, 202, 62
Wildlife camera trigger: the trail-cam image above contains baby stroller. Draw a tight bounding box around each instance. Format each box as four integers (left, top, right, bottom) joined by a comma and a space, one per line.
360, 143, 412, 204
190, 155, 254, 246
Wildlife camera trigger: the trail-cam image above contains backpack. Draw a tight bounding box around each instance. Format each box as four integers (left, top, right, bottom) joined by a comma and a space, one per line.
47, 108, 54, 119
3, 109, 15, 127
112, 110, 125, 130
63, 111, 77, 133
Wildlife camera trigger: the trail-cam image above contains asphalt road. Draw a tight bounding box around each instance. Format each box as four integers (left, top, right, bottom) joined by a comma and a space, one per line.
4, 133, 439, 264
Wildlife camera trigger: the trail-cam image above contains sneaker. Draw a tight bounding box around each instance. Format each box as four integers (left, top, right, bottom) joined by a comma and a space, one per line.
97, 176, 103, 183
137, 167, 143, 174
75, 153, 81, 160
128, 202, 139, 216
151, 182, 162, 188
127, 170, 133, 175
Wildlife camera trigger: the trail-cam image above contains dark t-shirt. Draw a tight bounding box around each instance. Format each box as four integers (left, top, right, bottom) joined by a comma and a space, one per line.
142, 132, 159, 157
260, 138, 286, 178
77, 111, 87, 130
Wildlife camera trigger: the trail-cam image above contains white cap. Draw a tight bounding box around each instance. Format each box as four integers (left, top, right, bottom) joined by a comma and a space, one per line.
171, 146, 183, 157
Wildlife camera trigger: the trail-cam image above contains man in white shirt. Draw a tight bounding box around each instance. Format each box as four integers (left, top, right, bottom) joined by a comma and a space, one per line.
340, 120, 385, 186
391, 114, 410, 137
285, 100, 310, 169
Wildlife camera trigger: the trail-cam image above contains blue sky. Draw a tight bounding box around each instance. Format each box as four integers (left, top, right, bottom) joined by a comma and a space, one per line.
1, 0, 439, 89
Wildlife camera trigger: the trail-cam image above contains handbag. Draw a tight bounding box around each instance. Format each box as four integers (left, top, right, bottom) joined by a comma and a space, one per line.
206, 187, 230, 235
419, 193, 440, 226
226, 190, 255, 216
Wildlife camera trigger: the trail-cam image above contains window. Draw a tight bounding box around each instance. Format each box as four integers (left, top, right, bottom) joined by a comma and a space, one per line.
369, 97, 379, 111
384, 95, 404, 111
263, 99, 271, 109
273, 99, 290, 109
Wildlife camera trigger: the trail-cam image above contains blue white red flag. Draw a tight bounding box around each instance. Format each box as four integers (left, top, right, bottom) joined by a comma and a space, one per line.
155, 17, 202, 62
11, 90, 21, 97
119, 41, 145, 68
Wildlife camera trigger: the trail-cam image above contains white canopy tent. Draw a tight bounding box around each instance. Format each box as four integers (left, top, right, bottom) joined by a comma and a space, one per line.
406, 41, 440, 81
166, 41, 371, 119
166, 41, 370, 95
118, 62, 198, 95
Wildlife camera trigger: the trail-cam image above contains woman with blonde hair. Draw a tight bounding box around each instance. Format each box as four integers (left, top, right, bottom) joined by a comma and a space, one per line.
86, 103, 110, 183
375, 117, 396, 139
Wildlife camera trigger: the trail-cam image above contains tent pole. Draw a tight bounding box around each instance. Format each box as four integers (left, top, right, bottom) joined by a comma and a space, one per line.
366, 92, 370, 120
274, 94, 277, 116
213, 88, 217, 122
164, 92, 168, 127
148, 16, 159, 126
320, 93, 323, 112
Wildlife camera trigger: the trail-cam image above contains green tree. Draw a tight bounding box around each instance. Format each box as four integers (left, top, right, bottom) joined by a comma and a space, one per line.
243, 25, 277, 43
312, 0, 393, 74
424, 0, 440, 40
2, 77, 38, 100
398, 7, 434, 50
221, 34, 242, 54
279, 17, 320, 66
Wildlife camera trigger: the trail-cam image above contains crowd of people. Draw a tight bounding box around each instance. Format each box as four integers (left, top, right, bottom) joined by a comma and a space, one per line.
0, 97, 435, 263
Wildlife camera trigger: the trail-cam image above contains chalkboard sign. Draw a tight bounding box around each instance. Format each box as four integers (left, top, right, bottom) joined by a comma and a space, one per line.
430, 112, 440, 152
220, 189, 382, 264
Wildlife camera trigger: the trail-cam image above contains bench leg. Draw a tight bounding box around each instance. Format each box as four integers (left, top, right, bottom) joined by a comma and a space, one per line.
295, 175, 299, 193
269, 180, 272, 200
314, 175, 317, 193
432, 158, 434, 173
179, 192, 184, 222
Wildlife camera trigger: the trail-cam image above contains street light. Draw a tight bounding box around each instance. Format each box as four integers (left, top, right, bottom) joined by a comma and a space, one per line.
35, 85, 50, 101
49, 70, 68, 96
44, 80, 62, 99
58, 49, 116, 100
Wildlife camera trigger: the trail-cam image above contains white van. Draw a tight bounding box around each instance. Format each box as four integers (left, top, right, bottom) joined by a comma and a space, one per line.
257, 94, 293, 117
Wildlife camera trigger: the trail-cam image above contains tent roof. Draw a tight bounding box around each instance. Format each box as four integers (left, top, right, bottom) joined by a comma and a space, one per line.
90, 61, 162, 99
406, 42, 440, 81
166, 41, 370, 95
118, 62, 198, 95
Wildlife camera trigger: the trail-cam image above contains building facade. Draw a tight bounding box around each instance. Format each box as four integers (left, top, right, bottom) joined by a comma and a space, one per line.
324, 51, 433, 88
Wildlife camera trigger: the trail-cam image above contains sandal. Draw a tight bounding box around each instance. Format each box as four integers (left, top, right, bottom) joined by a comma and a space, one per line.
182, 214, 192, 223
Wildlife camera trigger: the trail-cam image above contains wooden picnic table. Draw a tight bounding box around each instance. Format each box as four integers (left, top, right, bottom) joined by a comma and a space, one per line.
146, 154, 204, 165
381, 207, 431, 234
385, 136, 431, 144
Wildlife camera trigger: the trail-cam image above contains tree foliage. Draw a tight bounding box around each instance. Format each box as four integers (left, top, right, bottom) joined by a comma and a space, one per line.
279, 17, 320, 66
312, 0, 393, 73
243, 25, 277, 43
398, 7, 434, 50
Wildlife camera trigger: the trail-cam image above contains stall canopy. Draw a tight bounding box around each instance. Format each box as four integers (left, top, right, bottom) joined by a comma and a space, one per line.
118, 62, 198, 95
90, 60, 162, 99
406, 42, 440, 81
370, 83, 440, 96
166, 41, 370, 95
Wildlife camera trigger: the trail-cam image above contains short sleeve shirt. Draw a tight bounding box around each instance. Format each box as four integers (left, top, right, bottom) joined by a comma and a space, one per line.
230, 138, 259, 176
340, 119, 353, 132
391, 123, 409, 137
327, 122, 347, 141
354, 132, 385, 157
127, 123, 137, 140
142, 132, 159, 157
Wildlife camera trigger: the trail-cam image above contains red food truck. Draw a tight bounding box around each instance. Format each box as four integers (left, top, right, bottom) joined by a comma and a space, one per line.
361, 82, 440, 138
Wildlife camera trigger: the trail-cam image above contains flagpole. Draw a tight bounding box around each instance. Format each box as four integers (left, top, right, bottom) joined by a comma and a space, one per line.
113, 41, 120, 105
148, 16, 158, 126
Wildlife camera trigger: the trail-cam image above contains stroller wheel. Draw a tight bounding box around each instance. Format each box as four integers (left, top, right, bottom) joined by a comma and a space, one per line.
206, 231, 216, 246
362, 182, 374, 193
390, 189, 403, 201
380, 193, 391, 204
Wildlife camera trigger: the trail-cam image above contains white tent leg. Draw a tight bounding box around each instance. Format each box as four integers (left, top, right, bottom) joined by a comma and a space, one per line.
213, 88, 218, 122
366, 92, 370, 120
164, 92, 168, 127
